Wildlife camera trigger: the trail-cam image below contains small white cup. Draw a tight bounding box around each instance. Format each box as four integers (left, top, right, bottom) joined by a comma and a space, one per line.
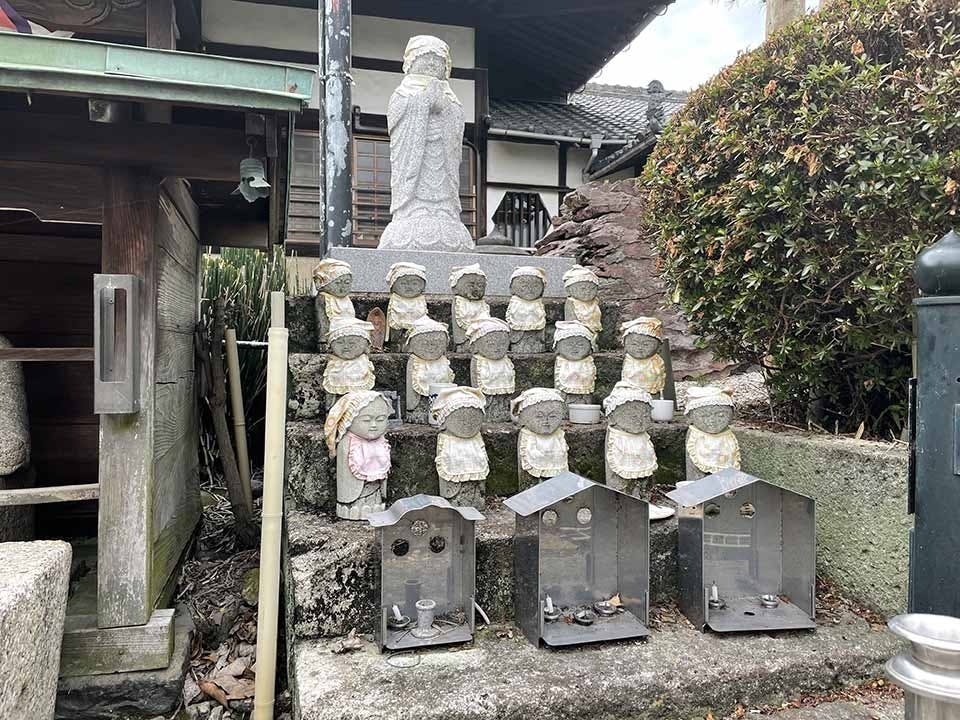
651, 399, 675, 422
568, 403, 602, 425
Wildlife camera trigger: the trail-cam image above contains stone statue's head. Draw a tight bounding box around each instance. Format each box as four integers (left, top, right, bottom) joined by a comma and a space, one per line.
392, 274, 426, 298
403, 35, 452, 80
321, 274, 352, 297
406, 330, 448, 361
348, 395, 392, 440
607, 401, 653, 435
329, 334, 370, 360
471, 329, 510, 360
454, 273, 486, 300
442, 406, 485, 439
555, 335, 592, 361
685, 386, 735, 434
624, 334, 661, 359
511, 274, 545, 301
518, 400, 566, 435
566, 280, 598, 302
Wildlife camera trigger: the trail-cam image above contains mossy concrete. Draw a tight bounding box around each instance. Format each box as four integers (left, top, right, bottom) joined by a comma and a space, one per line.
285, 421, 688, 516
284, 506, 678, 641
289, 610, 900, 720
286, 295, 625, 354
738, 426, 910, 616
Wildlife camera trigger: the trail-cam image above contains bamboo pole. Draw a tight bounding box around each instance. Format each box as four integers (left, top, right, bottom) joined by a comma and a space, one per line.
270, 291, 285, 329
225, 328, 253, 510
253, 325, 288, 720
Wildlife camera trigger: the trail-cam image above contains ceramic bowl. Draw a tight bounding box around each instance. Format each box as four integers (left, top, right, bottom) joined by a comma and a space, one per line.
651, 399, 675, 422
568, 403, 602, 424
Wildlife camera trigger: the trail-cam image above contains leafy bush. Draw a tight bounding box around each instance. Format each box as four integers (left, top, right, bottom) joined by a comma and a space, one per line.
643, 0, 960, 435
201, 247, 287, 463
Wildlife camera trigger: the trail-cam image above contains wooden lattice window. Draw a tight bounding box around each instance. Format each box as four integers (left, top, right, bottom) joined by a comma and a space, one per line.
492, 191, 551, 248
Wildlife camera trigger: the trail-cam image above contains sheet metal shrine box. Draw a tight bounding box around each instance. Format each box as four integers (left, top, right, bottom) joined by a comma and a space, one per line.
367, 494, 484, 652
666, 468, 816, 633
504, 471, 650, 647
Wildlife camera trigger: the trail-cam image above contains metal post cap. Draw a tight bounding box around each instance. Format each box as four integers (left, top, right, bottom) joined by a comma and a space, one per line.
915, 229, 960, 296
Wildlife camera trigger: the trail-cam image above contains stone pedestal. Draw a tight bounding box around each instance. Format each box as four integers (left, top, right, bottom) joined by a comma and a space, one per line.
0, 540, 71, 720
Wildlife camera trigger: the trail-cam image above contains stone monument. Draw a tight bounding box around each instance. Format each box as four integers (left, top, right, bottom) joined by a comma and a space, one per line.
506, 266, 547, 353
323, 317, 376, 410
553, 320, 597, 405
621, 317, 666, 397
684, 385, 741, 482
431, 386, 488, 509
385, 261, 428, 343
313, 258, 355, 341
467, 317, 515, 422
404, 316, 455, 424
376, 35, 474, 253
449, 264, 490, 351
562, 265, 602, 335
324, 391, 393, 520
512, 388, 569, 491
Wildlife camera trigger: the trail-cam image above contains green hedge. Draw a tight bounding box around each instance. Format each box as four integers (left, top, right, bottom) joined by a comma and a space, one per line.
644, 0, 960, 434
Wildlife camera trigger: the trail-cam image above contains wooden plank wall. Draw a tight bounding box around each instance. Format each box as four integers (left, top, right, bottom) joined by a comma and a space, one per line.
0, 217, 100, 537
150, 179, 202, 607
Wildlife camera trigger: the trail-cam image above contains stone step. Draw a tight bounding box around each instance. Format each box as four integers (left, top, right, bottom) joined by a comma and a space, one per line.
286, 295, 627, 354
287, 607, 899, 720
287, 351, 630, 421
285, 420, 687, 516
283, 505, 679, 642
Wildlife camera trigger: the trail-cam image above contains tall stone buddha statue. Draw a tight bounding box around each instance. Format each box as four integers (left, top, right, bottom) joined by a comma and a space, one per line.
377, 35, 474, 253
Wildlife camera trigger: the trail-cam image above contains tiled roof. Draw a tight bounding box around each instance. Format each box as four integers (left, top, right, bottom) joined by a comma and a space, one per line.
490, 83, 688, 141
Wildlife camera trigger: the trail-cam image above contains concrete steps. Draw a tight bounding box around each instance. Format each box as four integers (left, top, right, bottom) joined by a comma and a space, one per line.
286, 295, 627, 354
285, 420, 688, 515
287, 609, 899, 720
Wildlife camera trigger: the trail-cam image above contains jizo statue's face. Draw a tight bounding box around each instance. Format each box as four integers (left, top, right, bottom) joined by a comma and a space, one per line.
321, 274, 352, 297
689, 404, 734, 434
443, 406, 484, 439
455, 275, 486, 301
350, 397, 391, 440
608, 402, 653, 435
567, 281, 598, 302
330, 335, 370, 360
556, 336, 592, 361
407, 331, 447, 361
511, 276, 545, 301
472, 331, 510, 360
408, 52, 448, 80
392, 275, 426, 298
624, 334, 661, 359
519, 400, 566, 435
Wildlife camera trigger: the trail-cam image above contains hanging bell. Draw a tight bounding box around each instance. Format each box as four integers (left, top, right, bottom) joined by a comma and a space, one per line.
233, 157, 271, 203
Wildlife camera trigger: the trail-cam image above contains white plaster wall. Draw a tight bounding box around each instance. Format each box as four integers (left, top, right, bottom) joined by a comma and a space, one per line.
487, 141, 559, 187
353, 15, 474, 67
202, 0, 317, 52
353, 69, 475, 121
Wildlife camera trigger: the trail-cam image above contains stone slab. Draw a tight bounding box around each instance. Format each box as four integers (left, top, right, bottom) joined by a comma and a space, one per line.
326, 247, 576, 297
287, 352, 628, 421
774, 701, 903, 720
285, 420, 688, 515
285, 295, 626, 354
56, 606, 194, 720
0, 540, 71, 720
284, 506, 678, 641
739, 427, 910, 617
289, 610, 901, 720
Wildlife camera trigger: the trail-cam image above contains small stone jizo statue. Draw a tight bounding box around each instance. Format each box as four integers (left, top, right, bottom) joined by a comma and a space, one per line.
467, 317, 515, 423
323, 317, 376, 410
684, 385, 741, 482
450, 264, 490, 351
324, 390, 392, 520
553, 320, 597, 405
506, 266, 547, 353
512, 388, 569, 491
621, 317, 666, 397
562, 265, 602, 336
431, 386, 488, 509
386, 262, 428, 343
376, 35, 474, 253
405, 316, 455, 424
603, 381, 657, 495
313, 258, 355, 342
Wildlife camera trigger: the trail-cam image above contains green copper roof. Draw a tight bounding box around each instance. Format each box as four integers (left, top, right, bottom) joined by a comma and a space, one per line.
0, 33, 315, 112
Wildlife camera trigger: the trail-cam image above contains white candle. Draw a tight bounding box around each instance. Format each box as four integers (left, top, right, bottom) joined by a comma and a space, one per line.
392, 604, 403, 621
711, 584, 719, 602
545, 595, 555, 613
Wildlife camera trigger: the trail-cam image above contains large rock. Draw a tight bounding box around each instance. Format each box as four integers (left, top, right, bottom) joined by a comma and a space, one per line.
537, 180, 734, 379
0, 540, 71, 720
0, 334, 30, 476
285, 420, 688, 515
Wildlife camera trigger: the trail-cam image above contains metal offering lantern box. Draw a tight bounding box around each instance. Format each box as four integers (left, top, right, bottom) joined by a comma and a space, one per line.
504, 471, 650, 647
666, 469, 816, 633
367, 495, 484, 652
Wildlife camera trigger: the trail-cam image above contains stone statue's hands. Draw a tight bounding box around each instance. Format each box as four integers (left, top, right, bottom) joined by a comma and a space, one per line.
428, 77, 445, 111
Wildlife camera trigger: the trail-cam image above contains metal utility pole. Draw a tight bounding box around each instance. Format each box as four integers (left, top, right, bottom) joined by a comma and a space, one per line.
321, 0, 353, 252
909, 228, 960, 617
765, 0, 805, 37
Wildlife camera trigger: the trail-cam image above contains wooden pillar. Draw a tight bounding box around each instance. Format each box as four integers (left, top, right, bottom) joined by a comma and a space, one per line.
766, 0, 805, 37
98, 168, 159, 629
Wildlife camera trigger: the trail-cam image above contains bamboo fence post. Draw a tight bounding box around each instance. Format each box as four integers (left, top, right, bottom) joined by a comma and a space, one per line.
225, 328, 253, 509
